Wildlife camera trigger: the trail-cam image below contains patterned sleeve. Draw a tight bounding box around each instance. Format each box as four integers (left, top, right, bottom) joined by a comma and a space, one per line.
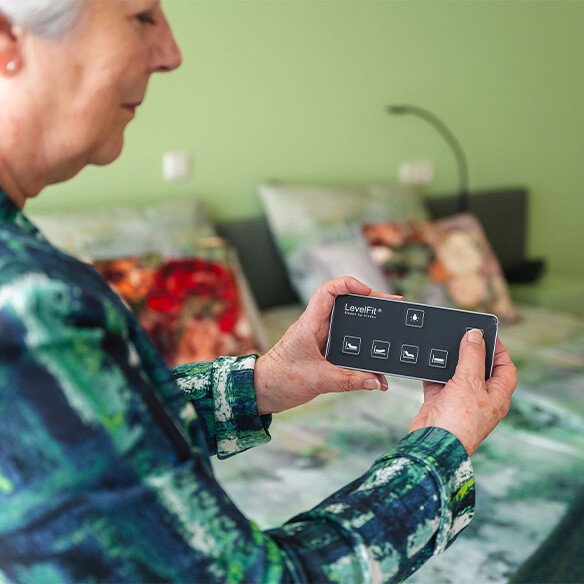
170, 356, 272, 459
268, 427, 475, 582
0, 273, 475, 583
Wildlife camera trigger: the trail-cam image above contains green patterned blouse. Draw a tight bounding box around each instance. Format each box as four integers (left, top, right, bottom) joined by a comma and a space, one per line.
0, 188, 474, 583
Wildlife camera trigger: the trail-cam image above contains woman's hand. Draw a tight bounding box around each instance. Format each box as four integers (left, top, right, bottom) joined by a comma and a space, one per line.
254, 277, 402, 415
409, 329, 518, 456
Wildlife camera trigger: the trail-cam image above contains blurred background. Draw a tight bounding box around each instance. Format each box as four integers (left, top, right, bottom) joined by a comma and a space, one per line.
29, 0, 584, 283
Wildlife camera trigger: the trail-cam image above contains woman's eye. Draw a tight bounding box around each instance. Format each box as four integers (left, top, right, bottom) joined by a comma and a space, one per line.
136, 11, 156, 25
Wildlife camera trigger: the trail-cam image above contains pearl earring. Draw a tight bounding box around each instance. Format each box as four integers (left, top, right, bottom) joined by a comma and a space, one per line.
6, 61, 16, 73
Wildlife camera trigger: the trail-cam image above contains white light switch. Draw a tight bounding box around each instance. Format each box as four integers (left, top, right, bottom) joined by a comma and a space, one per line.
398, 160, 434, 186
163, 151, 191, 181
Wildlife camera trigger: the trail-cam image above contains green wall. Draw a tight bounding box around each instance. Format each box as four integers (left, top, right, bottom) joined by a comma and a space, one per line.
29, 0, 584, 278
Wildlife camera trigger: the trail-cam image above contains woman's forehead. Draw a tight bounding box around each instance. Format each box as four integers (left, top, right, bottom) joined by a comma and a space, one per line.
86, 0, 160, 16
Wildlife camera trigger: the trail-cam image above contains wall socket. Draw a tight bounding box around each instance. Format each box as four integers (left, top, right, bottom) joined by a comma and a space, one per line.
398, 160, 434, 186
163, 151, 191, 182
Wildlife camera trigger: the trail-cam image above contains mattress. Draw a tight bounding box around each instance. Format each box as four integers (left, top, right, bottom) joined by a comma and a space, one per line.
214, 304, 584, 583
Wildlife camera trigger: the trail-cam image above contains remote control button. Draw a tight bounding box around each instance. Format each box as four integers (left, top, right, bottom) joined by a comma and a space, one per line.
400, 344, 419, 364
406, 308, 425, 328
429, 349, 448, 368
371, 340, 390, 359
466, 327, 484, 335
342, 336, 361, 355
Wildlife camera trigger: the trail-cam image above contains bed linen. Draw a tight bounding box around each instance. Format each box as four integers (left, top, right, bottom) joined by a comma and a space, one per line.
215, 303, 584, 583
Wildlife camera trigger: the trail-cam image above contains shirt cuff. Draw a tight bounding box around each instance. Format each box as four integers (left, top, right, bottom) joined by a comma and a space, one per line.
212, 355, 272, 459
377, 427, 475, 554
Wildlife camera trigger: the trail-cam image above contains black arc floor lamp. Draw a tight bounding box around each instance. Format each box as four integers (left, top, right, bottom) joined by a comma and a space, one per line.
387, 104, 469, 213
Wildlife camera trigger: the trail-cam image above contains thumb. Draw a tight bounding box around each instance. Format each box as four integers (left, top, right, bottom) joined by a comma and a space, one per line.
303, 277, 371, 320
452, 329, 486, 385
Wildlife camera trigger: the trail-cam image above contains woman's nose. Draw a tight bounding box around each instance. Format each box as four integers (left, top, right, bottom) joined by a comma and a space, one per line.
149, 11, 183, 73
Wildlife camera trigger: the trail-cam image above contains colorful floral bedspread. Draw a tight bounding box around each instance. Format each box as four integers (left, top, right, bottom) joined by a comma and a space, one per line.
214, 304, 584, 583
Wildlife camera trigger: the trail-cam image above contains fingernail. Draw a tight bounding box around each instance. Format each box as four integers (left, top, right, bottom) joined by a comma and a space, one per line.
363, 378, 381, 390
468, 329, 484, 344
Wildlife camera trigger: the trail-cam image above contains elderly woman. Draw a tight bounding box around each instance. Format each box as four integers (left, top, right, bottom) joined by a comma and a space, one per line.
0, 1, 517, 583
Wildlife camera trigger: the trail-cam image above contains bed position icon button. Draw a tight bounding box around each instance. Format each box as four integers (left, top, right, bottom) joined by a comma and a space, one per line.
406, 308, 425, 328
342, 336, 361, 355
400, 344, 419, 364
371, 340, 390, 359
429, 349, 448, 368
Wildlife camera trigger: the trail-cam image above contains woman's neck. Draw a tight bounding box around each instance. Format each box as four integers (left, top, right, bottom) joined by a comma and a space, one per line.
0, 158, 34, 209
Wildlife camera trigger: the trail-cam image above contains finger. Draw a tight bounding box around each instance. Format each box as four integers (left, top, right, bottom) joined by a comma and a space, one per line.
329, 366, 389, 393
355, 371, 389, 392
422, 380, 445, 401
354, 371, 389, 392
487, 339, 518, 400
324, 276, 372, 298
493, 338, 513, 367
369, 290, 404, 301
452, 329, 486, 387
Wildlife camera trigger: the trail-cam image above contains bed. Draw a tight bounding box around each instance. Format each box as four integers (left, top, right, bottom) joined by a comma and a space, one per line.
216, 187, 584, 583
32, 187, 584, 582
214, 302, 584, 583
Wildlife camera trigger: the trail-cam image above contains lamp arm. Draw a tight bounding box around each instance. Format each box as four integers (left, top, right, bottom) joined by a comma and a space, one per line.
387, 105, 469, 213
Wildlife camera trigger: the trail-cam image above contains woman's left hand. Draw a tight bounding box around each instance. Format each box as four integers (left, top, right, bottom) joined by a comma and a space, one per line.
254, 276, 402, 415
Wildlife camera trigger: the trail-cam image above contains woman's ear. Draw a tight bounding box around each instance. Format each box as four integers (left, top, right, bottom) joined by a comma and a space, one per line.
0, 12, 21, 76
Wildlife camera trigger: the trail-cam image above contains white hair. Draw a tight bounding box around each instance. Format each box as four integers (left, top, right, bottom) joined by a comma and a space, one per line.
0, 0, 83, 39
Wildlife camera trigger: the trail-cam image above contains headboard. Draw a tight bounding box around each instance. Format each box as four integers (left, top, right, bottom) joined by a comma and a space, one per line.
218, 187, 532, 310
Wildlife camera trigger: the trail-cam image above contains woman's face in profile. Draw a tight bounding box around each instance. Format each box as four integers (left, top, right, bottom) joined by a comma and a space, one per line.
22, 0, 182, 177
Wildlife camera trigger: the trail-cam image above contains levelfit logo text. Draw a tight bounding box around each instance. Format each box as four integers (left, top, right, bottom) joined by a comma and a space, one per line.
344, 303, 380, 319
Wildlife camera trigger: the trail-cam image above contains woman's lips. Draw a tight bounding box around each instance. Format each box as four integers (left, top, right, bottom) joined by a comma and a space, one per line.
122, 103, 140, 116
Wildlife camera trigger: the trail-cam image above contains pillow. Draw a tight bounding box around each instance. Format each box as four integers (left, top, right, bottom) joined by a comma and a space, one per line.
31, 199, 268, 359
93, 240, 266, 367
29, 197, 216, 260
287, 225, 393, 303
259, 182, 427, 303
362, 213, 520, 323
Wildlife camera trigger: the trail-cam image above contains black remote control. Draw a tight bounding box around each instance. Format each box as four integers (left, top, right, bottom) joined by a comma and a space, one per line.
325, 294, 498, 384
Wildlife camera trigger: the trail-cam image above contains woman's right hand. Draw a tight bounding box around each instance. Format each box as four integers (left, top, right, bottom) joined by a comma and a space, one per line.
254, 277, 402, 416
409, 329, 518, 456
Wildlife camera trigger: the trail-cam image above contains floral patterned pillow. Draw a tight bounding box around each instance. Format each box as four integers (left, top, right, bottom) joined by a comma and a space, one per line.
363, 213, 520, 323
30, 198, 217, 260
31, 199, 268, 364
259, 182, 428, 304
93, 241, 265, 367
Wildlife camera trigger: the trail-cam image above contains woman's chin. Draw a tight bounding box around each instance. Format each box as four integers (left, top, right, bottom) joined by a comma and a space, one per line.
88, 138, 125, 167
